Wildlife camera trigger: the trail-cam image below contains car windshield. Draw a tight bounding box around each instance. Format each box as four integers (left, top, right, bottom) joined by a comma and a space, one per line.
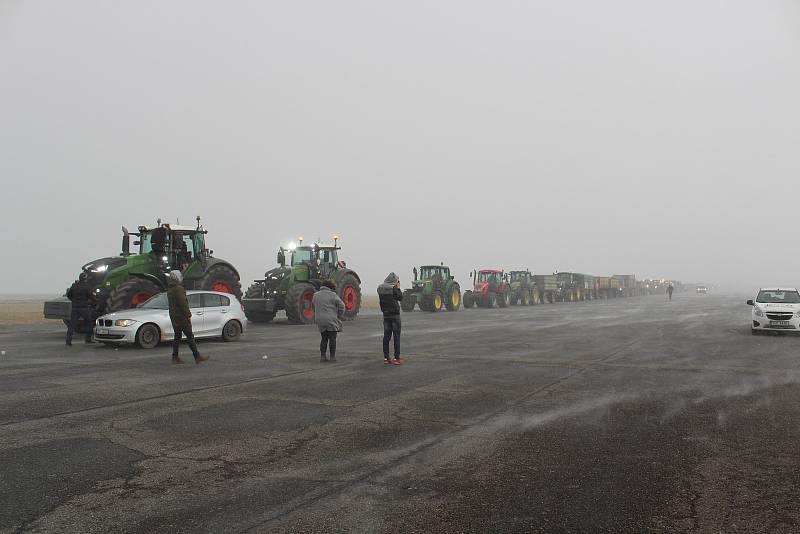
756, 290, 800, 304
139, 294, 169, 309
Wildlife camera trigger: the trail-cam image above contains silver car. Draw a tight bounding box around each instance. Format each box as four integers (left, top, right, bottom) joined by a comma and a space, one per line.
93, 290, 246, 349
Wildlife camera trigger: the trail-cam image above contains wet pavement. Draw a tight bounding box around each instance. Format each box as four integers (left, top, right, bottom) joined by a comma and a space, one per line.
1, 292, 799, 533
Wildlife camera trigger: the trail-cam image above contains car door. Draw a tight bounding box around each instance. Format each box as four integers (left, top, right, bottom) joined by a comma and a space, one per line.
202, 293, 230, 336
187, 293, 205, 335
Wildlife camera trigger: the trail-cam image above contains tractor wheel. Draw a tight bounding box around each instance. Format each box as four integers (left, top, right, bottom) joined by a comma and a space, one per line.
482, 292, 497, 308
243, 283, 276, 323
431, 291, 444, 312
285, 282, 316, 324
509, 294, 518, 306
532, 288, 542, 305
445, 285, 461, 311
547, 291, 555, 304
135, 323, 161, 349
106, 278, 162, 313
521, 291, 530, 306
463, 291, 475, 309
498, 291, 509, 308
336, 273, 361, 320
198, 265, 242, 299
401, 291, 416, 312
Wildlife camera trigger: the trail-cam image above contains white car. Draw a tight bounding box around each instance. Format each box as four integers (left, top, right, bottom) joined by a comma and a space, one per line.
747, 288, 800, 335
94, 290, 246, 348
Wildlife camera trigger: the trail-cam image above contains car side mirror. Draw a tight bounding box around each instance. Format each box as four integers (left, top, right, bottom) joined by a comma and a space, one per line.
746, 299, 754, 306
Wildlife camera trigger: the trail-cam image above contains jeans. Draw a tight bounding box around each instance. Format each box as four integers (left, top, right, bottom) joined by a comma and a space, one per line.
383, 317, 401, 358
172, 322, 201, 359
320, 330, 337, 359
66, 306, 94, 343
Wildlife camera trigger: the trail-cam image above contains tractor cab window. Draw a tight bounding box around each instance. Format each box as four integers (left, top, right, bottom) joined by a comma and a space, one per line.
291, 248, 313, 266
319, 248, 337, 265
192, 233, 205, 257
478, 271, 500, 282
420, 267, 442, 280
139, 233, 153, 254
175, 234, 195, 270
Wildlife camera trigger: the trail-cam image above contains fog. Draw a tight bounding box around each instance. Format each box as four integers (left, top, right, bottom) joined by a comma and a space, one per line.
2, 1, 799, 294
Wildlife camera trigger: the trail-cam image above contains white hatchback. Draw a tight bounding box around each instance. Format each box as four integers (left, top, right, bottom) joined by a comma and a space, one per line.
747, 288, 800, 335
94, 291, 246, 348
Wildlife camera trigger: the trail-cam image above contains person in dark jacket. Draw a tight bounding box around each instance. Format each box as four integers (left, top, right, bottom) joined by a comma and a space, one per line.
377, 272, 403, 365
313, 280, 345, 362
166, 270, 208, 364
667, 283, 674, 301
66, 272, 96, 346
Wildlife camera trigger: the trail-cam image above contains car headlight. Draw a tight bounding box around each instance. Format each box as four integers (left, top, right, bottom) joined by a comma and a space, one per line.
114, 319, 138, 327
753, 306, 764, 317
795, 311, 800, 318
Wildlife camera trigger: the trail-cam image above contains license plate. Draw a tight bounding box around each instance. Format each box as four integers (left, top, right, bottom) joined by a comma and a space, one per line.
770, 321, 790, 326
98, 328, 109, 335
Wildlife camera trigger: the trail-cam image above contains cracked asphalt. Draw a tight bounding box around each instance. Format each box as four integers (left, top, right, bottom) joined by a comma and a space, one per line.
2, 292, 800, 533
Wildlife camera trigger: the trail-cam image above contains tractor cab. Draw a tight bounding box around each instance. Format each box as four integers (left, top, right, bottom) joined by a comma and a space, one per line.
279, 238, 342, 281
415, 265, 451, 284
129, 219, 209, 275
509, 270, 531, 283
477, 270, 503, 283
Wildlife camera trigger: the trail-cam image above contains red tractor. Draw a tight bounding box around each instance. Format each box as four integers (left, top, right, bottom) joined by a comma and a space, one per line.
462, 269, 510, 308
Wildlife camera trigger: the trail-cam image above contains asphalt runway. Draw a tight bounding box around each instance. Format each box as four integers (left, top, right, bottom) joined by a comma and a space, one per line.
2, 292, 799, 533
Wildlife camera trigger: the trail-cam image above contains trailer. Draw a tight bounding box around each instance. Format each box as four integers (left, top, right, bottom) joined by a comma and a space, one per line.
597, 277, 620, 299
613, 275, 637, 298
532, 274, 559, 303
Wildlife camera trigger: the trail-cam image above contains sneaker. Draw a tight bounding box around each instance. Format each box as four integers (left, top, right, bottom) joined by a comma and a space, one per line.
66, 341, 72, 346
195, 355, 209, 364
320, 357, 329, 363
383, 358, 392, 365
329, 357, 337, 363
172, 356, 185, 364
392, 358, 404, 365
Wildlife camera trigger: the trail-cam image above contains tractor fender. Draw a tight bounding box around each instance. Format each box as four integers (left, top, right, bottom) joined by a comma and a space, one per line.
128, 272, 166, 291
192, 258, 241, 281
334, 269, 361, 285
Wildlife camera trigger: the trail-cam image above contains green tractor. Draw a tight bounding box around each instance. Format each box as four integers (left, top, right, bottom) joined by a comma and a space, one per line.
44, 218, 242, 329
242, 236, 361, 324
508, 270, 540, 305
401, 264, 461, 312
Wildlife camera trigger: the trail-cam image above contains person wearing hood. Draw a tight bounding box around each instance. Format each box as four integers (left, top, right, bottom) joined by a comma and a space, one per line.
166, 270, 208, 364
66, 271, 96, 346
377, 272, 403, 365
312, 280, 345, 362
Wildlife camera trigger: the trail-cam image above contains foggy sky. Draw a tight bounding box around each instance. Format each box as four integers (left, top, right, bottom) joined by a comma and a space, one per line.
2, 1, 799, 295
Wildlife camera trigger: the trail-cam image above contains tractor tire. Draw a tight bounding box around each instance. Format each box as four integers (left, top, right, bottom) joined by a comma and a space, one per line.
431, 291, 444, 312
197, 265, 242, 299
482, 292, 497, 308
285, 282, 316, 324
135, 323, 161, 349
243, 283, 276, 323
532, 288, 542, 305
547, 291, 555, 304
445, 284, 461, 311
336, 273, 361, 321
520, 291, 530, 306
497, 291, 509, 308
509, 294, 518, 306
401, 291, 416, 312
463, 290, 475, 309
106, 278, 162, 313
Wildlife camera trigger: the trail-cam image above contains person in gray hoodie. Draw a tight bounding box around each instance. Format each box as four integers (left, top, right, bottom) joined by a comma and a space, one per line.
377, 272, 404, 365
312, 280, 345, 362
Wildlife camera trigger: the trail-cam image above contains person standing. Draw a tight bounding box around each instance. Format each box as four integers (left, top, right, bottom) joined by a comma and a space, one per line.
667, 283, 674, 301
312, 280, 345, 362
378, 272, 403, 365
66, 272, 96, 346
166, 270, 208, 364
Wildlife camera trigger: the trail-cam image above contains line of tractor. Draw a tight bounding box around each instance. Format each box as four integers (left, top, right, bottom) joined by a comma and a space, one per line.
43, 219, 680, 331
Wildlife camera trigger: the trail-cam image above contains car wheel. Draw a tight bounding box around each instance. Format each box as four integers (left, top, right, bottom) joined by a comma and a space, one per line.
136, 323, 161, 349
222, 320, 242, 342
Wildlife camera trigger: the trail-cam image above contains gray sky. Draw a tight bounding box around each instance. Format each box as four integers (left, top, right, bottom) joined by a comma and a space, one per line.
2, 1, 799, 294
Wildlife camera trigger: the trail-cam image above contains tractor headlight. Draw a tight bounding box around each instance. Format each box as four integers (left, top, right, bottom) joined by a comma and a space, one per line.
91, 264, 108, 273
114, 319, 138, 327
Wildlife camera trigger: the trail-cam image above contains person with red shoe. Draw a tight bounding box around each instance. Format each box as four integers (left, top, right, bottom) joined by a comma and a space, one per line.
377, 272, 403, 365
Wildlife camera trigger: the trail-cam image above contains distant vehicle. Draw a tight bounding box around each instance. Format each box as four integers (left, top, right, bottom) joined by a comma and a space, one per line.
696, 286, 708, 294
747, 288, 800, 335
93, 290, 246, 349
